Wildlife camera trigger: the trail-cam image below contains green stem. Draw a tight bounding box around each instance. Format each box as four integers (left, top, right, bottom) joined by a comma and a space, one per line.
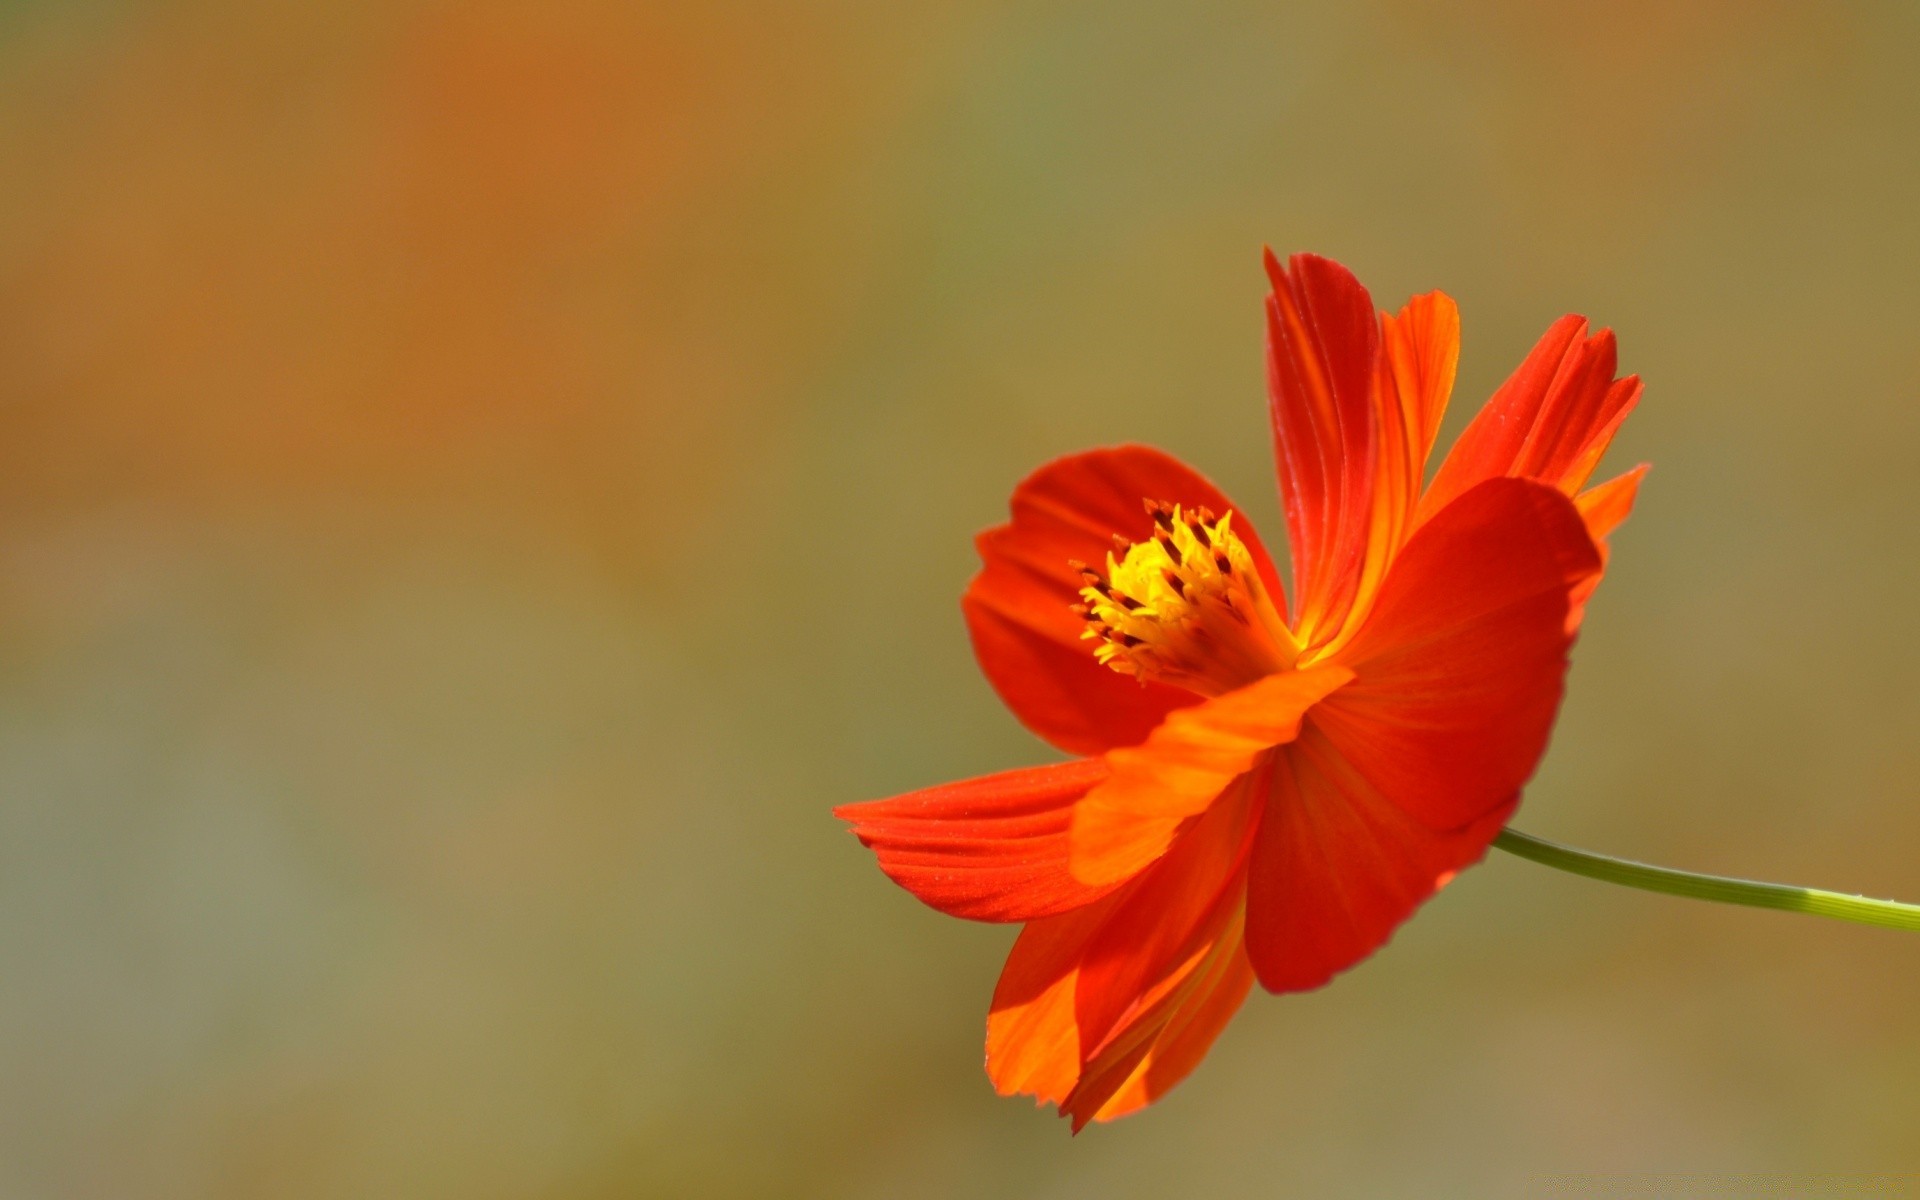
1493, 828, 1920, 933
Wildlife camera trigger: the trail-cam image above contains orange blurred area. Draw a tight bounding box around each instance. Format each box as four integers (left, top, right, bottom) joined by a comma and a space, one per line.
3, 1, 1920, 1197
0, 1, 899, 541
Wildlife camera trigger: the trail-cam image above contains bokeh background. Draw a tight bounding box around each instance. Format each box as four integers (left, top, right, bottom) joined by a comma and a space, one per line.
3, 1, 1919, 1196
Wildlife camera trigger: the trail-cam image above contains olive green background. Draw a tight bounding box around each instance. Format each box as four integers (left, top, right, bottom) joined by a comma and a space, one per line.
3, 1, 1918, 1196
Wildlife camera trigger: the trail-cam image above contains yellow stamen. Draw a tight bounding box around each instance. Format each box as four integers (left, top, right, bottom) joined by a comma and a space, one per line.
1076, 501, 1300, 695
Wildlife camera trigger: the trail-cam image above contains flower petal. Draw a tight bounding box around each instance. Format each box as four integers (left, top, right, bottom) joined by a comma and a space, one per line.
1576, 463, 1648, 545
984, 905, 1100, 1109
1077, 942, 1255, 1127
1068, 664, 1354, 889
1063, 908, 1252, 1131
1245, 732, 1517, 993
1322, 477, 1601, 829
1245, 477, 1601, 992
1342, 290, 1462, 642
1567, 463, 1649, 631
1419, 315, 1643, 521
987, 783, 1255, 1123
1368, 292, 1460, 553
834, 759, 1117, 923
1264, 251, 1381, 645
963, 445, 1287, 756
1070, 771, 1257, 1057
1379, 291, 1459, 483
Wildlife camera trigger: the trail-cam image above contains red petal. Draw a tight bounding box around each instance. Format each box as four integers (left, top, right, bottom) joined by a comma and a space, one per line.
1420, 315, 1643, 521
1245, 478, 1601, 992
833, 759, 1117, 923
1068, 664, 1353, 889
1323, 478, 1600, 830
963, 445, 1286, 756
1245, 734, 1516, 993
1264, 251, 1381, 645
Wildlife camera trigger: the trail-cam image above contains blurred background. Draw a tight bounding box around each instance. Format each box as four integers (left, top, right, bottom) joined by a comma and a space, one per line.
2, 0, 1918, 1195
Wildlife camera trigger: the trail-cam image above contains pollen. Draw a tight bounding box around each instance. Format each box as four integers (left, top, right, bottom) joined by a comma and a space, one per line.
1075, 501, 1301, 696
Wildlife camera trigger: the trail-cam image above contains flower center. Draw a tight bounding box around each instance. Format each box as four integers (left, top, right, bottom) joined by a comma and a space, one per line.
1074, 501, 1300, 696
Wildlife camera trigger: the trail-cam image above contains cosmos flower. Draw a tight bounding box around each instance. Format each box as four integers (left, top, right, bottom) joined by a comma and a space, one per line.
837, 252, 1646, 1129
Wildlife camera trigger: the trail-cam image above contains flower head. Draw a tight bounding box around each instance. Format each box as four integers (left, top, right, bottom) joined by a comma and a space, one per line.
837, 252, 1647, 1130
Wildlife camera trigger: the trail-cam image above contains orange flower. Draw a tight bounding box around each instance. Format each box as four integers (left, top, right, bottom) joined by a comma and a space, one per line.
836, 252, 1647, 1129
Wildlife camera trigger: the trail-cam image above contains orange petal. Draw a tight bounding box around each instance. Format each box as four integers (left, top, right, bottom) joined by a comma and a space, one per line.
1420, 315, 1643, 522
833, 759, 1119, 923
1380, 291, 1458, 478
987, 786, 1256, 1123
1080, 943, 1255, 1126
1344, 291, 1462, 640
1245, 477, 1601, 992
1068, 664, 1354, 888
1264, 251, 1381, 646
1070, 771, 1258, 1057
1064, 904, 1250, 1131
1566, 463, 1649, 631
963, 445, 1287, 756
985, 903, 1106, 1109
1576, 463, 1649, 545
